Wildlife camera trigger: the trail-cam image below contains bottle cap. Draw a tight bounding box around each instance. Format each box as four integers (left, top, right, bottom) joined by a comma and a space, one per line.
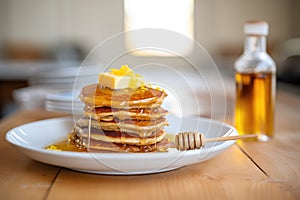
244, 21, 269, 36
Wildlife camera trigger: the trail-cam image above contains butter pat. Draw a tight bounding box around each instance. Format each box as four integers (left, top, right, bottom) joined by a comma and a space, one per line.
98, 65, 144, 89
98, 73, 144, 89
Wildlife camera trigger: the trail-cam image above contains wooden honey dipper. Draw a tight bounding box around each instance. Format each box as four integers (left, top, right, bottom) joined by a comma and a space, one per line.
175, 132, 258, 150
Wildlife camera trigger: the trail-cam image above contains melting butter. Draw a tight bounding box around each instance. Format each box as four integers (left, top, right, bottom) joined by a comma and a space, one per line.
98, 65, 144, 89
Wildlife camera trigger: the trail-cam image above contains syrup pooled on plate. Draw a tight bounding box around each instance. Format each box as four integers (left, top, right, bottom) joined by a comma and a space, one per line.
45, 134, 175, 153
45, 134, 87, 152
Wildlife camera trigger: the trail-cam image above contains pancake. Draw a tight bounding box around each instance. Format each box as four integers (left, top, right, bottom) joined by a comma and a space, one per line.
83, 106, 168, 121
76, 118, 168, 137
80, 137, 171, 152
74, 126, 166, 146
80, 84, 167, 108
67, 66, 170, 153
87, 138, 170, 152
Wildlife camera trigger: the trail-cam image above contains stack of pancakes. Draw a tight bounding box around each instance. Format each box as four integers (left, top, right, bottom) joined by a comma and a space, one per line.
72, 83, 170, 152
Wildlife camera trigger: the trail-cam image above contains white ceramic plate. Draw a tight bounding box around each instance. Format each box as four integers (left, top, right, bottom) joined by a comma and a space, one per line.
6, 116, 237, 175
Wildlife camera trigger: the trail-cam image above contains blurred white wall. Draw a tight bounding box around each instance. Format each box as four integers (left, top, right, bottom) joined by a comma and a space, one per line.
0, 0, 123, 51
0, 0, 298, 56
196, 0, 298, 53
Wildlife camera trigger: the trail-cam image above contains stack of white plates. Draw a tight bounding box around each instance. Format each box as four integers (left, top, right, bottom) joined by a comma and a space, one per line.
13, 86, 58, 109
38, 67, 96, 114
29, 67, 97, 89
13, 66, 98, 112
45, 91, 84, 114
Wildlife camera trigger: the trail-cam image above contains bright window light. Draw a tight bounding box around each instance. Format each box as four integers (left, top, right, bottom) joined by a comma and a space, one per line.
124, 0, 194, 56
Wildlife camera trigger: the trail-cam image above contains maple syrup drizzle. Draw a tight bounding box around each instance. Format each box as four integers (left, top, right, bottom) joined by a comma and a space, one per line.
87, 113, 92, 151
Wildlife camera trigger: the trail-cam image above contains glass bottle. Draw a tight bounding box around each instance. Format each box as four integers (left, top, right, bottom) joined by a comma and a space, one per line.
234, 21, 276, 141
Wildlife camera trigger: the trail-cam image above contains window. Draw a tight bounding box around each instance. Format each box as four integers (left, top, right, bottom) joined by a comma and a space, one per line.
124, 0, 194, 56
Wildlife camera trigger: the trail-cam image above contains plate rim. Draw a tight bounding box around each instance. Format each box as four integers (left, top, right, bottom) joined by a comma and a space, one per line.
5, 116, 236, 156
5, 116, 237, 174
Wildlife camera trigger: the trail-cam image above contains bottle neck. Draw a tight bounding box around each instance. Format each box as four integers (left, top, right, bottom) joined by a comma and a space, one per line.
244, 35, 266, 53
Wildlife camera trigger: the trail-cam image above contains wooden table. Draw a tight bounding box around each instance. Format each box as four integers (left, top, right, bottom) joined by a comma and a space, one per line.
0, 89, 299, 200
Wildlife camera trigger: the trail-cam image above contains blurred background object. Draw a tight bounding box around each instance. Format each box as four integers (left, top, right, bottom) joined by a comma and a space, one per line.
0, 0, 299, 118
274, 38, 300, 87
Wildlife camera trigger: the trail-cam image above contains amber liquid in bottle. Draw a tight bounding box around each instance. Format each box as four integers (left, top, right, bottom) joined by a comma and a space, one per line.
234, 21, 276, 141
235, 72, 275, 139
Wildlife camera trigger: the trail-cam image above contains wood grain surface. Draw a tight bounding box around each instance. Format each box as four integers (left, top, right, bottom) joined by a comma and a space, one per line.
0, 89, 299, 200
